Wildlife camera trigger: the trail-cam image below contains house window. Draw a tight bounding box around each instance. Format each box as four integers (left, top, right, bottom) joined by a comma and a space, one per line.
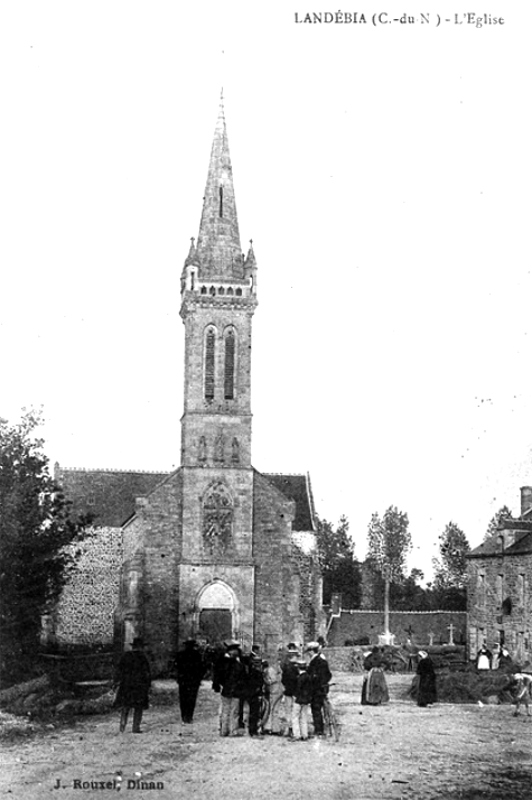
224, 328, 235, 400
204, 327, 216, 401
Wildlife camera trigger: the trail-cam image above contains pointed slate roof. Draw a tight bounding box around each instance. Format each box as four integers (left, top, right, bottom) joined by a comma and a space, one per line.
195, 95, 244, 280
55, 466, 171, 528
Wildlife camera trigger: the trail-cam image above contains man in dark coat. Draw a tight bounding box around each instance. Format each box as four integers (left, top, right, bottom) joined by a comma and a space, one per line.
114, 637, 151, 733
212, 640, 246, 736
416, 650, 437, 707
241, 645, 265, 736
305, 641, 332, 736
174, 639, 206, 723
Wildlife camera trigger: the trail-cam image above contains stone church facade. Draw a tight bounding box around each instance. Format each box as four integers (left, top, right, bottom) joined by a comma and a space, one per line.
53, 102, 323, 670
467, 486, 532, 664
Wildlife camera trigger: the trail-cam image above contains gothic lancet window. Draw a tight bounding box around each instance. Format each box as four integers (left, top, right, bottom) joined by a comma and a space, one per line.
219, 185, 223, 217
224, 328, 235, 400
204, 327, 216, 401
203, 482, 233, 554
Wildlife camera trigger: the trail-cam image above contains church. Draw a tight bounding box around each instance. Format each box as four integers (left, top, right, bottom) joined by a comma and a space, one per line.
53, 101, 324, 672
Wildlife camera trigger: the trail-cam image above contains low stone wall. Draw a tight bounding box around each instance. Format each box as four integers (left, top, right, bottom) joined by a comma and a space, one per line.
328, 609, 467, 648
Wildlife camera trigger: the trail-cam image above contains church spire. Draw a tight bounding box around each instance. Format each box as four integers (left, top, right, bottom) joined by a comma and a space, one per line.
195, 93, 244, 279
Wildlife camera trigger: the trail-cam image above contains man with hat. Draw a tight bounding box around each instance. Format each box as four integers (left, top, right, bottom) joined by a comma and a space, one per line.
240, 644, 265, 736
114, 637, 151, 734
281, 643, 301, 738
212, 640, 246, 736
305, 641, 332, 737
173, 639, 206, 724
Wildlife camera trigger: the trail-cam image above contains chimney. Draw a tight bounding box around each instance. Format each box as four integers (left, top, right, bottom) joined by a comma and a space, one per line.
520, 486, 532, 517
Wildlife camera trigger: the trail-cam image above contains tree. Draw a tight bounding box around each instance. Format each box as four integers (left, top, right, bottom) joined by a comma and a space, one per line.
432, 522, 470, 589
0, 410, 90, 685
315, 515, 361, 608
366, 506, 412, 580
364, 507, 412, 632
430, 521, 470, 611
391, 568, 432, 611
483, 505, 514, 541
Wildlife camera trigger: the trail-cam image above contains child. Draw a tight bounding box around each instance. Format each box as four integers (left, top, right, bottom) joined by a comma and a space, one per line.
291, 661, 312, 741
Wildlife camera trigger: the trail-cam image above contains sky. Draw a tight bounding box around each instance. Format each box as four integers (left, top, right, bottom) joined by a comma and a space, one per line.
1, 1, 531, 581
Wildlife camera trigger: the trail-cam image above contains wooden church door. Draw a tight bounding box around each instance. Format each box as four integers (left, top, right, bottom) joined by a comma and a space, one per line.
199, 608, 232, 645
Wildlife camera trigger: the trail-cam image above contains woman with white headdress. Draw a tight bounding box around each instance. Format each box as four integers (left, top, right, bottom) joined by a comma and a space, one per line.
416, 650, 437, 707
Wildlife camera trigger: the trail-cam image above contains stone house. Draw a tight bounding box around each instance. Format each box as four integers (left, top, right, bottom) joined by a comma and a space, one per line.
467, 486, 532, 663
52, 100, 324, 670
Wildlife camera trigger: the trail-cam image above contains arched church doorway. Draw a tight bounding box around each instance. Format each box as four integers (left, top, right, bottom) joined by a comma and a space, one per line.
196, 580, 237, 645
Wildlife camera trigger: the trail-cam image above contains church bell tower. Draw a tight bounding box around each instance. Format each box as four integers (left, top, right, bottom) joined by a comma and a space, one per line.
178, 98, 258, 642
180, 98, 258, 473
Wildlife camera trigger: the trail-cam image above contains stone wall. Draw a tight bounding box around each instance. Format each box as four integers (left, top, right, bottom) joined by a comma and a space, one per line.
327, 609, 467, 648
253, 472, 299, 654
53, 526, 122, 646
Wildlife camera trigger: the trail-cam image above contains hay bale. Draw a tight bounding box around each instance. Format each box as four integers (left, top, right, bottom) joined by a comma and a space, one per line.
437, 669, 512, 704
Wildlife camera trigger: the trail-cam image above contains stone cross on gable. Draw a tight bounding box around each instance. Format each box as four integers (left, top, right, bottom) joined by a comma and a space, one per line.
447, 623, 455, 645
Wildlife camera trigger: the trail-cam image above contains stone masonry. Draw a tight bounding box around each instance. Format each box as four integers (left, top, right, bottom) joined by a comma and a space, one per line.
53, 100, 324, 671
467, 485, 532, 664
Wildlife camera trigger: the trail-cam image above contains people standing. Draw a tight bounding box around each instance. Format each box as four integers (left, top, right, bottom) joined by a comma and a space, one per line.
498, 645, 513, 671
361, 646, 390, 706
416, 650, 437, 707
281, 643, 300, 738
262, 657, 284, 735
174, 639, 206, 724
212, 640, 246, 736
476, 644, 492, 671
291, 660, 312, 741
114, 637, 151, 734
241, 645, 265, 737
305, 641, 332, 737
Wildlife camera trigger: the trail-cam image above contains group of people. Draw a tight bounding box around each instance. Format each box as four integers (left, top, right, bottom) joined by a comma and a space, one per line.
114, 637, 529, 734
113, 636, 332, 737
475, 643, 513, 671
211, 639, 332, 740
360, 646, 437, 708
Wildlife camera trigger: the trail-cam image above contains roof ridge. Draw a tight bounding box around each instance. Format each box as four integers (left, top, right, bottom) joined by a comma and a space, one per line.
262, 471, 307, 477
56, 466, 172, 475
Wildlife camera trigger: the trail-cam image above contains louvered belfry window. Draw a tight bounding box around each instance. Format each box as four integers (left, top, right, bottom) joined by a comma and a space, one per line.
224, 329, 235, 399
205, 328, 215, 400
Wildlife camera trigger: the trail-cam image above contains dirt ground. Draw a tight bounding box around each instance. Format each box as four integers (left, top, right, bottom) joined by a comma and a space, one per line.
1, 673, 532, 800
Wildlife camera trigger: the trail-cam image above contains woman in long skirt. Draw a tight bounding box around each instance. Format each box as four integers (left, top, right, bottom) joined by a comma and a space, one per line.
416, 650, 437, 707
361, 647, 389, 706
